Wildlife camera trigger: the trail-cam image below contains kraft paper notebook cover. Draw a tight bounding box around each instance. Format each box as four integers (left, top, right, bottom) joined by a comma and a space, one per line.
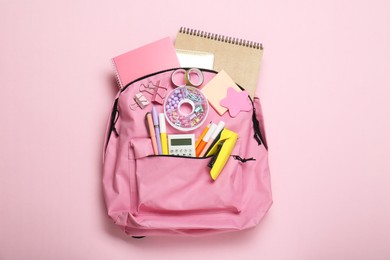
175, 27, 263, 98
112, 37, 180, 89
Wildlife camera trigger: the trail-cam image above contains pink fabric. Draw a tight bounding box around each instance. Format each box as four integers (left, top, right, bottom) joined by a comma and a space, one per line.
102, 69, 272, 236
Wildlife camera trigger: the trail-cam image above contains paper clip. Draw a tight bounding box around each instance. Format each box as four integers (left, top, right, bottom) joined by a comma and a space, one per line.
139, 80, 168, 105
130, 92, 149, 110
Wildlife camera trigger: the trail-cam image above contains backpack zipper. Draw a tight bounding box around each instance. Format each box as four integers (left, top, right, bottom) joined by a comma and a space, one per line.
147, 154, 213, 159
250, 98, 267, 149
105, 98, 119, 153
105, 67, 266, 152
120, 67, 218, 93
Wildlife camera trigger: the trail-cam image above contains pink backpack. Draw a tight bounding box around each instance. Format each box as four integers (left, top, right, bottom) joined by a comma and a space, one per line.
102, 68, 272, 237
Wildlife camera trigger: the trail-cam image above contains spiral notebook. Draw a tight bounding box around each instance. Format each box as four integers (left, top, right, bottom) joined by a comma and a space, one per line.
112, 37, 180, 89
175, 27, 263, 98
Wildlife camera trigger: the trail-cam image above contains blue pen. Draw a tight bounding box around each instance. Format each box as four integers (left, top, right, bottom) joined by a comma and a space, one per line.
152, 106, 162, 155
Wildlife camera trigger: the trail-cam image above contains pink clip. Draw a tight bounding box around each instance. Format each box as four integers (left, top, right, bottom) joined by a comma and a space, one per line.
133, 92, 149, 109
139, 82, 156, 95
152, 80, 168, 104
139, 80, 167, 105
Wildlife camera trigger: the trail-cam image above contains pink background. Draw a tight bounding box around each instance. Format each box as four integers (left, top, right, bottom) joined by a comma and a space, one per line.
1, 0, 389, 259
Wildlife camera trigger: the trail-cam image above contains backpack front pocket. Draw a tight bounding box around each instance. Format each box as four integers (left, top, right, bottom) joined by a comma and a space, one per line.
129, 138, 243, 215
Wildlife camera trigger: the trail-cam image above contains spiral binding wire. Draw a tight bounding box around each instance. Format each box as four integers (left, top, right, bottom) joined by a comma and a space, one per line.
111, 59, 123, 89
179, 27, 263, 50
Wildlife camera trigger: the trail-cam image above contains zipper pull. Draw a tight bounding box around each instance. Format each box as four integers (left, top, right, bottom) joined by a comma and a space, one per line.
232, 155, 256, 163
110, 98, 120, 137
251, 104, 267, 150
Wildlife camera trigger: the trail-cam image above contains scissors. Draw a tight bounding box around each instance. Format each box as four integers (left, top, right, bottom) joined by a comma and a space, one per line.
171, 68, 204, 88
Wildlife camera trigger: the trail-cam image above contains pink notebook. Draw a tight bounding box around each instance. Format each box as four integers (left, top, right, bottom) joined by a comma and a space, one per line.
112, 37, 180, 89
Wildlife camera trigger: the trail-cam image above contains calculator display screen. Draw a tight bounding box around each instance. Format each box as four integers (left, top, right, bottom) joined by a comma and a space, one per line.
170, 138, 192, 146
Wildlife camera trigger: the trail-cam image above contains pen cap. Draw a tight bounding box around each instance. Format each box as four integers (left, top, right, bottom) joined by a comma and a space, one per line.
152, 106, 159, 126
159, 113, 166, 132
203, 123, 217, 142
211, 121, 225, 139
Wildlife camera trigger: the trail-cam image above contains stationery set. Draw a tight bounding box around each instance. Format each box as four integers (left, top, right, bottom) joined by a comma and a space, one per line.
102, 27, 272, 237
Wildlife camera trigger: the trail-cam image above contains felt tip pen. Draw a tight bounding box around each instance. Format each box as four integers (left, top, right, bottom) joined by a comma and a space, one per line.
159, 113, 168, 155
195, 122, 211, 148
152, 106, 162, 155
146, 112, 158, 155
195, 123, 217, 157
200, 121, 225, 157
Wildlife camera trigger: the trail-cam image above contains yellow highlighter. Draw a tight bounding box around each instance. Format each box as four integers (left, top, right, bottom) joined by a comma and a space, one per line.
206, 129, 238, 180
159, 113, 168, 155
